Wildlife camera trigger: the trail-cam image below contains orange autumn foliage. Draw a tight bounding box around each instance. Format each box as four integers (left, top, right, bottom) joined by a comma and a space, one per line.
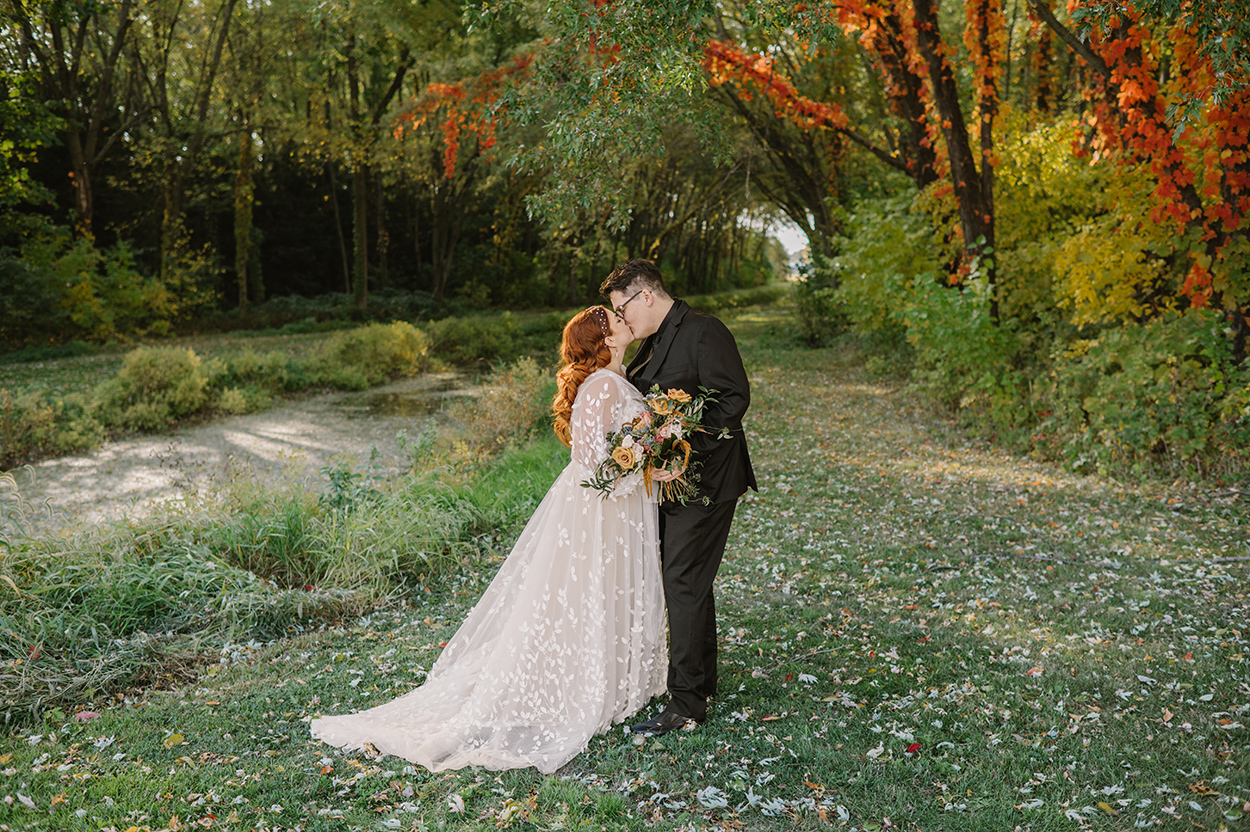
702, 41, 850, 132
1070, 0, 1250, 310
394, 53, 534, 178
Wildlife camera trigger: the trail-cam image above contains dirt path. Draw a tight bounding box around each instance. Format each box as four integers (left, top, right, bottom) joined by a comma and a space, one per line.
1, 373, 467, 536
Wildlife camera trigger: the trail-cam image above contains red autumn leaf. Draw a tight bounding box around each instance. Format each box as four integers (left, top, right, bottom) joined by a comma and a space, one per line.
906, 742, 921, 754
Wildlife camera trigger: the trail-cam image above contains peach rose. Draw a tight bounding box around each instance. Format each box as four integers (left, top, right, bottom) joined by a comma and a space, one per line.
665, 388, 692, 404
612, 445, 639, 470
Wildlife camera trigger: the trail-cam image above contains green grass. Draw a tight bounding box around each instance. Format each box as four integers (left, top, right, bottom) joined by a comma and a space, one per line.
4, 301, 1243, 831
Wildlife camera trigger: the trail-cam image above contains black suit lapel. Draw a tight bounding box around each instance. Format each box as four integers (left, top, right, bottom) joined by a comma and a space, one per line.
630, 300, 687, 390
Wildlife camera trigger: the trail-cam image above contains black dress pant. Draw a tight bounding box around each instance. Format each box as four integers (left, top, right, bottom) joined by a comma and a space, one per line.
658, 497, 738, 722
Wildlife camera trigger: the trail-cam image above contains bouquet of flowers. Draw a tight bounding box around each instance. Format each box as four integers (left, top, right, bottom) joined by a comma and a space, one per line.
582, 385, 726, 504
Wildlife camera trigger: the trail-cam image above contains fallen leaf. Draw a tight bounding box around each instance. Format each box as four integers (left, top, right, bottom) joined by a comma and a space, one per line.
74, 711, 100, 721
1025, 666, 1044, 677
1098, 801, 1118, 816
906, 742, 920, 754
164, 733, 185, 749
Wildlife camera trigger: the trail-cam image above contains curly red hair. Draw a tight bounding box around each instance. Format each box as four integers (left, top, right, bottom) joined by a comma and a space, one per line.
552, 307, 613, 447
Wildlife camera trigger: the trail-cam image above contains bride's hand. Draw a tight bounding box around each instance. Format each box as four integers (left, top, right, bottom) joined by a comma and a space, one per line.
650, 466, 682, 482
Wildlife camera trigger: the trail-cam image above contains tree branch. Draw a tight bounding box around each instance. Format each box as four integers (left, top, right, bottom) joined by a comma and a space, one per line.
371, 47, 414, 126
1028, 0, 1111, 80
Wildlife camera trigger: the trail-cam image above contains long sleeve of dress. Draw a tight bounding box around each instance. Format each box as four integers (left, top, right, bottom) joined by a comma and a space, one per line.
570, 372, 645, 499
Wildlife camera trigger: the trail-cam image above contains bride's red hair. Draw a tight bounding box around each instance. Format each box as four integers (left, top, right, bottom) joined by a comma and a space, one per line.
552, 307, 613, 447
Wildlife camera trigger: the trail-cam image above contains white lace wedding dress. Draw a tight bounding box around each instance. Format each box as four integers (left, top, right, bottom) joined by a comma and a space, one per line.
310, 369, 666, 773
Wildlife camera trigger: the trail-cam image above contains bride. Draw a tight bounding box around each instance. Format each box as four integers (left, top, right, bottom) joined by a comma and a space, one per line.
310, 306, 667, 774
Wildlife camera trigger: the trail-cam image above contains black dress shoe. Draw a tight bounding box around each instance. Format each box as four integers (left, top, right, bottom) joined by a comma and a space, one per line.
629, 710, 699, 736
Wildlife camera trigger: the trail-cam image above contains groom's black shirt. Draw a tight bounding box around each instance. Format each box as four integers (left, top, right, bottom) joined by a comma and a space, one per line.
627, 299, 757, 504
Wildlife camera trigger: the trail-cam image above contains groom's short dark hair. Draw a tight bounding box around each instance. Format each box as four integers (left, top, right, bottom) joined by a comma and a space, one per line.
600, 259, 669, 298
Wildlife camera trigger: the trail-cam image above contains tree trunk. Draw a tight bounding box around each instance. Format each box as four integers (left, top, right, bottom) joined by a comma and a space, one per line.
153, 0, 238, 286
13, 0, 137, 239
911, 0, 996, 312
346, 27, 368, 310
234, 131, 254, 310
328, 163, 351, 293
65, 134, 94, 238
376, 181, 389, 291
353, 163, 369, 309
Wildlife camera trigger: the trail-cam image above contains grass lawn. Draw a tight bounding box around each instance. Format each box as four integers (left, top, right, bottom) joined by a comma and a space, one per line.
0, 306, 1247, 831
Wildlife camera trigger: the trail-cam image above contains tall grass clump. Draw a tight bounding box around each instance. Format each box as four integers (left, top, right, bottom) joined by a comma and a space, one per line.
446, 357, 556, 449
0, 355, 569, 722
0, 526, 370, 722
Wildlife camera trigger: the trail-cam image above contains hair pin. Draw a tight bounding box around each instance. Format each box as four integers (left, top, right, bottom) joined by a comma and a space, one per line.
592, 307, 610, 336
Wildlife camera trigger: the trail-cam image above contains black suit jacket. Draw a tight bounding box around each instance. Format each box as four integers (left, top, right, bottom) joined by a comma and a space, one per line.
627, 299, 757, 504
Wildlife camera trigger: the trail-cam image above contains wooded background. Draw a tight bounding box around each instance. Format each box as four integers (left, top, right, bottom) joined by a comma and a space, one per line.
3, 0, 1249, 473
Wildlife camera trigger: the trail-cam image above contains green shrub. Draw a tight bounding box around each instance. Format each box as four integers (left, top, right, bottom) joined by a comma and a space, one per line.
894, 273, 1029, 426
93, 347, 222, 431
831, 196, 941, 335
199, 289, 456, 334
0, 389, 102, 469
427, 313, 518, 366
686, 284, 790, 317
0, 222, 175, 349
309, 321, 431, 389
791, 261, 847, 346
221, 347, 300, 399
1041, 310, 1250, 475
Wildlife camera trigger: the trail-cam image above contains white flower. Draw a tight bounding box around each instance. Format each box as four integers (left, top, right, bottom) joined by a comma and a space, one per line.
621, 434, 635, 449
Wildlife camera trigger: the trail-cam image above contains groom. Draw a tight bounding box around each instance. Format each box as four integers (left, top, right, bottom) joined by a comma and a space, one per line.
602, 259, 756, 736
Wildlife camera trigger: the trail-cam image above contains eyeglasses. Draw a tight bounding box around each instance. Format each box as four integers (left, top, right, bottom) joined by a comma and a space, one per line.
614, 289, 644, 319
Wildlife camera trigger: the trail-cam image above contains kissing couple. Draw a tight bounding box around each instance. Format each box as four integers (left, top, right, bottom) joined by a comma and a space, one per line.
311, 259, 756, 773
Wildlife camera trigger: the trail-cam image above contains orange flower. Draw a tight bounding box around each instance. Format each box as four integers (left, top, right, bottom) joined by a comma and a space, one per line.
666, 388, 692, 404
611, 445, 639, 470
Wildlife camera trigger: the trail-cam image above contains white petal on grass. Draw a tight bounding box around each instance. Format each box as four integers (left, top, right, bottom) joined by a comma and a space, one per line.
697, 786, 729, 809
760, 797, 790, 816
